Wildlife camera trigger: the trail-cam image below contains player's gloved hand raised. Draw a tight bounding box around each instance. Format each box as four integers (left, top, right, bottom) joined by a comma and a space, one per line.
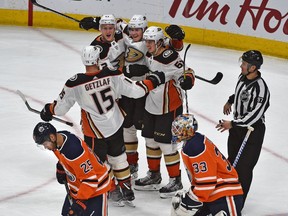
79, 17, 100, 30
146, 71, 165, 87
56, 162, 66, 184
178, 75, 194, 90
68, 200, 87, 216
123, 64, 150, 78
40, 103, 53, 122
165, 25, 185, 40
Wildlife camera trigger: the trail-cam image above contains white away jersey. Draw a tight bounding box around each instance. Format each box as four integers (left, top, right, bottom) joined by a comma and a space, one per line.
53, 68, 152, 138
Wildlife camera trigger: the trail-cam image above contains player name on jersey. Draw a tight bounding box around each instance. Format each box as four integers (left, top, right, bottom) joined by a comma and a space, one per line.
85, 78, 110, 91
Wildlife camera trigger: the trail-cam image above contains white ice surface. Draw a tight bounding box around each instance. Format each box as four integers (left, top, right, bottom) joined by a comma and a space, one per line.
0, 26, 287, 216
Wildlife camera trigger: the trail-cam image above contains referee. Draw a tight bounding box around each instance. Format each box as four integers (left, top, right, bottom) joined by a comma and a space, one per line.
216, 50, 270, 210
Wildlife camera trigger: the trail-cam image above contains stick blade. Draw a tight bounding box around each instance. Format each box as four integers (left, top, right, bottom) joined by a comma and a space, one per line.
210, 72, 223, 84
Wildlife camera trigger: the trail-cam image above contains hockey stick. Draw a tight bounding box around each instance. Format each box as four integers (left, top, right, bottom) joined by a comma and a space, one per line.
183, 44, 191, 114
195, 72, 223, 85
64, 181, 73, 206
30, 0, 80, 23
233, 126, 254, 167
16, 90, 73, 127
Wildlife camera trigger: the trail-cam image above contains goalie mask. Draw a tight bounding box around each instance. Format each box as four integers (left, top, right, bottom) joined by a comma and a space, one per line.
33, 122, 56, 145
171, 114, 198, 144
81, 46, 101, 66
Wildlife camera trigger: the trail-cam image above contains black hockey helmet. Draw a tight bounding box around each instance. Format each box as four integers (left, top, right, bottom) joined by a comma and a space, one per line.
241, 50, 263, 69
33, 122, 56, 144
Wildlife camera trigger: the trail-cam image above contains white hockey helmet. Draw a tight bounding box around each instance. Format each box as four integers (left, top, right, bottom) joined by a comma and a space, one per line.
171, 114, 198, 144
128, 15, 148, 31
99, 14, 116, 29
143, 26, 164, 43
81, 46, 100, 66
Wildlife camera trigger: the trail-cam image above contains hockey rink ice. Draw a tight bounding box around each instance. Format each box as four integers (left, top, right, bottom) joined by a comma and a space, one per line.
0, 26, 287, 216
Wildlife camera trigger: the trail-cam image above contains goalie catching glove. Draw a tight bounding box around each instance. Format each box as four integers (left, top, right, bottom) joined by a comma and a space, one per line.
79, 17, 101, 30
171, 187, 203, 216
165, 25, 185, 40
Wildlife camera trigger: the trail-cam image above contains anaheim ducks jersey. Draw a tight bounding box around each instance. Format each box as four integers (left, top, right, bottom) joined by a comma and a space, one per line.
181, 132, 243, 202
53, 131, 110, 200
52, 68, 155, 138
145, 48, 184, 114
90, 31, 126, 70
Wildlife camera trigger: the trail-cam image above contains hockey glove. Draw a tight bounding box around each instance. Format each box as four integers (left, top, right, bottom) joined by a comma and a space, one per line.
40, 103, 53, 122
165, 25, 185, 40
123, 64, 150, 78
68, 200, 87, 216
178, 75, 194, 90
56, 162, 66, 184
79, 17, 101, 30
146, 71, 165, 88
172, 188, 203, 216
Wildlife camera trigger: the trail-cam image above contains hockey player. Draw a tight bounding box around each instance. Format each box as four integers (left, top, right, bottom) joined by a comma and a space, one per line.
39, 45, 165, 205
32, 122, 111, 216
84, 14, 127, 70
171, 114, 243, 216
216, 50, 270, 209
119, 15, 187, 180
134, 26, 195, 198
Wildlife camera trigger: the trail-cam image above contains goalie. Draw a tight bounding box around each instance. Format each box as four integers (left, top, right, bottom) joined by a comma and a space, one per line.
170, 114, 243, 216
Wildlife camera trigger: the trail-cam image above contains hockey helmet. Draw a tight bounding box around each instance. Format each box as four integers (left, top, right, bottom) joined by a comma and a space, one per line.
171, 114, 198, 143
33, 122, 56, 145
81, 46, 101, 66
143, 26, 164, 43
99, 14, 116, 29
128, 15, 148, 31
241, 50, 263, 69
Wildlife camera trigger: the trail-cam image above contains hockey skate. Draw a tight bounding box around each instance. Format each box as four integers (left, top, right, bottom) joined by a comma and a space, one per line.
159, 175, 183, 198
134, 171, 162, 191
130, 163, 139, 180
108, 184, 125, 207
120, 181, 136, 207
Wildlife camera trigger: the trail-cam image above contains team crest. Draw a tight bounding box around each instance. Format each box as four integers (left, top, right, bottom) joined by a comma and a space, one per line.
125, 47, 144, 63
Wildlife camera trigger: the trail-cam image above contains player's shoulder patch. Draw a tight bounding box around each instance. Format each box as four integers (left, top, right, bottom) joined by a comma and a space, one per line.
155, 48, 178, 64
65, 73, 95, 87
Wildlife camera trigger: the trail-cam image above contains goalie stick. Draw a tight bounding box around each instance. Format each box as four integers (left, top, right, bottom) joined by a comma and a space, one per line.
232, 126, 254, 167
30, 0, 80, 23
16, 90, 73, 127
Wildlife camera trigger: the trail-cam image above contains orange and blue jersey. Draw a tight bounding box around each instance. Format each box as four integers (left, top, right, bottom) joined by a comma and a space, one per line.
181, 132, 243, 202
53, 131, 111, 200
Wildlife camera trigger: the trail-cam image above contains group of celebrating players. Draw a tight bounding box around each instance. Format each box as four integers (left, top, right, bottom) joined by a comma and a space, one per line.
32, 13, 248, 216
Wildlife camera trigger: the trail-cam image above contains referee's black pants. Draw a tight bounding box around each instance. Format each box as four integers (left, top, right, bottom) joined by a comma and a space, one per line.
227, 122, 266, 209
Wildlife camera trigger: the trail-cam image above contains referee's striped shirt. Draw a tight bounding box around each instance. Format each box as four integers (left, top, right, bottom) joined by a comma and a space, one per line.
228, 72, 270, 127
